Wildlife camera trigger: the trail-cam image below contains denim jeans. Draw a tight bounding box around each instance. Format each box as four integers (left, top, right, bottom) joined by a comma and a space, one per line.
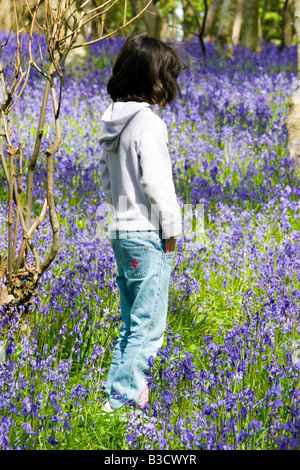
105, 230, 175, 410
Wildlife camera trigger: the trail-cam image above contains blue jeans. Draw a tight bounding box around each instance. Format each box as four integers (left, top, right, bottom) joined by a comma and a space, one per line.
105, 230, 175, 409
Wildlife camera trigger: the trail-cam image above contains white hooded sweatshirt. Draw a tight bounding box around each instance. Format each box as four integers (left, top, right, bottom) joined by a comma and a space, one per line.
99, 101, 182, 238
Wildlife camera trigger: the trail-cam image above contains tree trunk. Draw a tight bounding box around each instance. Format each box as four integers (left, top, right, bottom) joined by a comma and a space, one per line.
240, 0, 259, 51
286, 0, 300, 165
216, 0, 238, 55
1, 0, 55, 34
282, 0, 294, 48
140, 0, 162, 39
130, 0, 144, 32
256, 14, 263, 53
204, 0, 224, 41
63, 0, 91, 74
0, 1, 13, 31
182, 0, 194, 40
232, 0, 244, 46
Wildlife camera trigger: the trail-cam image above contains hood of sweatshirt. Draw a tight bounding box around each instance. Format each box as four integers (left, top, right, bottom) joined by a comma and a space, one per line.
99, 101, 152, 152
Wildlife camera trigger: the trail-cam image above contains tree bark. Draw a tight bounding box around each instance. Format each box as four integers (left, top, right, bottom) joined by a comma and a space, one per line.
256, 13, 263, 53
232, 0, 244, 45
282, 0, 294, 48
130, 0, 144, 32
240, 0, 259, 51
0, 0, 55, 34
139, 0, 162, 38
286, 0, 300, 164
204, 0, 224, 40
216, 0, 238, 55
0, 0, 13, 31
182, 0, 194, 40
60, 0, 91, 73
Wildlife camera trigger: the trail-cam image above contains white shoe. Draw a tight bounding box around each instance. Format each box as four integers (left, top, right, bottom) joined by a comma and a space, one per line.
102, 401, 115, 413
102, 401, 128, 422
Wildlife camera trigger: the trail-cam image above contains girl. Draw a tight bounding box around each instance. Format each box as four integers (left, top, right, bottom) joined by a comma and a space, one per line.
99, 33, 183, 412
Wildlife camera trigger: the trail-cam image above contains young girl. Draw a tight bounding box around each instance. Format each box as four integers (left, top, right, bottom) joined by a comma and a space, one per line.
99, 33, 183, 412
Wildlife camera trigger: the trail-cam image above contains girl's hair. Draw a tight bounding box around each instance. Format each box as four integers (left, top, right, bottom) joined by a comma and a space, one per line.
107, 33, 183, 106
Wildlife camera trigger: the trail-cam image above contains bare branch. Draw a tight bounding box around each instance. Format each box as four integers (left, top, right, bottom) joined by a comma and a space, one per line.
24, 62, 56, 231
6, 65, 31, 113
1, 0, 156, 306
65, 0, 115, 23
39, 146, 60, 273
25, 0, 45, 32
124, 0, 128, 26
14, 198, 47, 273
71, 0, 154, 49
0, 139, 26, 231
7, 143, 18, 282
12, 141, 24, 258
0, 140, 41, 276
38, 72, 61, 274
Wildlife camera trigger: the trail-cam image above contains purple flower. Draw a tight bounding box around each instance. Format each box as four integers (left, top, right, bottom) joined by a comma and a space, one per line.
47, 435, 60, 446
160, 390, 174, 406
21, 422, 36, 435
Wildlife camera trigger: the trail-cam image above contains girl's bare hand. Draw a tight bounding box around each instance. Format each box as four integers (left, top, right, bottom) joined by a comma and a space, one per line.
164, 237, 176, 253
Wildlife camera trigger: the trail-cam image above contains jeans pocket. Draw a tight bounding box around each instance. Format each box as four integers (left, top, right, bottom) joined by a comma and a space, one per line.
120, 242, 149, 279
163, 251, 175, 266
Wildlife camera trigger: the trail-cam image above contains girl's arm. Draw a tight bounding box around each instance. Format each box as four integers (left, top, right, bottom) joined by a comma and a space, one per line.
99, 152, 113, 204
137, 114, 182, 240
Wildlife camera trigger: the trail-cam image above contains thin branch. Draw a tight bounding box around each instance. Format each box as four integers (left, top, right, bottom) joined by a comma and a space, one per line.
186, 0, 207, 55
0, 139, 40, 274
71, 0, 153, 49
199, 0, 208, 53
55, 1, 113, 45
28, 0, 41, 61
14, 198, 47, 274
124, 0, 128, 26
0, 138, 26, 231
24, 62, 56, 231
26, 200, 48, 239
39, 74, 61, 274
1, 109, 12, 146
57, 74, 63, 119
7, 144, 18, 283
12, 141, 23, 258
55, 0, 148, 47
49, 75, 62, 139
60, 0, 84, 25
0, 2, 32, 114
65, 0, 115, 22
25, 0, 44, 32
30, 60, 48, 78
6, 65, 31, 113
0, 138, 9, 182
39, 146, 60, 273
8, 0, 21, 92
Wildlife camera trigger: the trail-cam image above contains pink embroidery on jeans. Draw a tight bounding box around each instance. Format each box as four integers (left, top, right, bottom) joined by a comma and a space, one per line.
131, 258, 138, 269
137, 384, 149, 408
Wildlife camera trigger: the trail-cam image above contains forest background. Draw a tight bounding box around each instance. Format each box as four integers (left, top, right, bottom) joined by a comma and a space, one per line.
0, 1, 297, 49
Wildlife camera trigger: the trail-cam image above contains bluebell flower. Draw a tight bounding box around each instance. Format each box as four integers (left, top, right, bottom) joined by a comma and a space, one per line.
21, 422, 36, 435
47, 436, 60, 446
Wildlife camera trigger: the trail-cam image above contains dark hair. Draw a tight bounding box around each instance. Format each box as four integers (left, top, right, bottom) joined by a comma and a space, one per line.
107, 33, 183, 106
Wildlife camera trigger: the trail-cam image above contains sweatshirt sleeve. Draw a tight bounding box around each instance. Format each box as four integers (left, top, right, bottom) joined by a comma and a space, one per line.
99, 150, 113, 205
136, 114, 182, 238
